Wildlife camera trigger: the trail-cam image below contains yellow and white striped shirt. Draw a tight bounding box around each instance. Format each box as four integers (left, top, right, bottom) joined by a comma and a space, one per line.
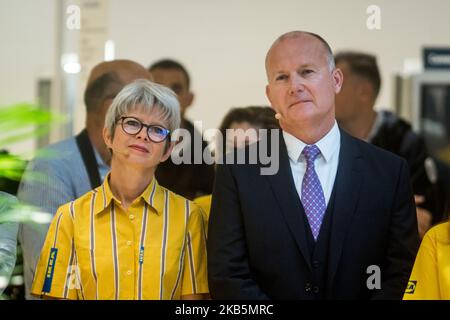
31, 174, 208, 299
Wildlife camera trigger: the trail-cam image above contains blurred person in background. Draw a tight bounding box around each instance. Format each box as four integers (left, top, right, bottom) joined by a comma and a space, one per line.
334, 51, 444, 238
149, 59, 215, 200
195, 106, 280, 219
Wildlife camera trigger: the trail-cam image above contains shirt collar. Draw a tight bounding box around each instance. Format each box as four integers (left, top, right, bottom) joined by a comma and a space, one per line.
95, 172, 164, 216
282, 120, 340, 163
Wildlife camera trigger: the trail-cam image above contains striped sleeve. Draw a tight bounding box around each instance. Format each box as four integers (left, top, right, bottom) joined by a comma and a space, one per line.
30, 203, 78, 299
181, 202, 209, 296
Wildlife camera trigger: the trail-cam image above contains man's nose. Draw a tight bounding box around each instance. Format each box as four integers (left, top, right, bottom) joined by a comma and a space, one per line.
289, 74, 305, 95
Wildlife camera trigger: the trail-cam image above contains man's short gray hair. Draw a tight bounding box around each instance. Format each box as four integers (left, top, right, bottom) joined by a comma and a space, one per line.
104, 79, 181, 138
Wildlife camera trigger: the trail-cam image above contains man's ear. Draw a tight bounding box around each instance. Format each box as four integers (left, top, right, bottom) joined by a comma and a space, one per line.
103, 127, 113, 149
333, 68, 344, 94
186, 91, 194, 108
160, 141, 174, 162
266, 85, 281, 118
265, 84, 272, 106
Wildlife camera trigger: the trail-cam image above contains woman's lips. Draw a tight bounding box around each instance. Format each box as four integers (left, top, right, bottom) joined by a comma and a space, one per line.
129, 144, 149, 153
290, 100, 312, 108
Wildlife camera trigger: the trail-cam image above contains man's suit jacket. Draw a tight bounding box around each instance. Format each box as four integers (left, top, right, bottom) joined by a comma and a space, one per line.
207, 128, 419, 299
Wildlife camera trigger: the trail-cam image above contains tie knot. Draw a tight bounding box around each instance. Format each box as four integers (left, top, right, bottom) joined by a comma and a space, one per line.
302, 145, 321, 162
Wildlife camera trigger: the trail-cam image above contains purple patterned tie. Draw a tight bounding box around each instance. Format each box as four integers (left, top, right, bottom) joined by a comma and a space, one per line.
301, 145, 326, 241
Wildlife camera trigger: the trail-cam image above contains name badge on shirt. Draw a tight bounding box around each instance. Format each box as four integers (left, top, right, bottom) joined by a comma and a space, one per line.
42, 248, 58, 293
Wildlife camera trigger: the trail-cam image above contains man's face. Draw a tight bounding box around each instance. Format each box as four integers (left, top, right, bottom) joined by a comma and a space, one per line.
335, 61, 362, 123
150, 68, 193, 117
265, 35, 342, 132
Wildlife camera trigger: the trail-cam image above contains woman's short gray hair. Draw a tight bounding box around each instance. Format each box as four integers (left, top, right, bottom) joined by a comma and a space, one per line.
104, 79, 181, 138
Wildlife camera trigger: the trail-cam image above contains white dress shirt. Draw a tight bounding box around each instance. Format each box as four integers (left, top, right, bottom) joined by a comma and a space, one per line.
283, 121, 341, 205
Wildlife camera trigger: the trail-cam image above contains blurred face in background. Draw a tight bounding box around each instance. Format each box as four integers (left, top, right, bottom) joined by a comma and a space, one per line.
150, 68, 194, 117
225, 121, 261, 152
335, 61, 366, 123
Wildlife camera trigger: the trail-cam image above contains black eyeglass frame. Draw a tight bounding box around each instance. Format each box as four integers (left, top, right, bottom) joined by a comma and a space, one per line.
117, 116, 171, 143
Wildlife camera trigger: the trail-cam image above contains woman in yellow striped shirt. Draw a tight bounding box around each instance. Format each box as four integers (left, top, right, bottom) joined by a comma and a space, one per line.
31, 79, 208, 300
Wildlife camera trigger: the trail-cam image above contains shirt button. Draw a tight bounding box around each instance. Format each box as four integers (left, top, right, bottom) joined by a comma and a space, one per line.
126, 241, 132, 246
127, 270, 132, 275
313, 260, 320, 268
129, 214, 135, 220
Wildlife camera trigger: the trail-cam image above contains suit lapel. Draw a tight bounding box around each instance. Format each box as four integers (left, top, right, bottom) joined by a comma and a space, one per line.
327, 130, 364, 287
266, 133, 312, 271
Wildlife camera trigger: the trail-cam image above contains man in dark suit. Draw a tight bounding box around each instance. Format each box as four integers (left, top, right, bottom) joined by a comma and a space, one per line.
207, 31, 419, 300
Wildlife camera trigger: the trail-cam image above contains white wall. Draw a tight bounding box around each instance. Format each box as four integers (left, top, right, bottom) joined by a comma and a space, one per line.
0, 0, 55, 155
107, 0, 450, 138
2, 0, 450, 153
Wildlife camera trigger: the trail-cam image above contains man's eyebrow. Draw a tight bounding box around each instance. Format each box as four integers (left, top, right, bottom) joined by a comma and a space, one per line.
297, 63, 316, 69
272, 64, 317, 75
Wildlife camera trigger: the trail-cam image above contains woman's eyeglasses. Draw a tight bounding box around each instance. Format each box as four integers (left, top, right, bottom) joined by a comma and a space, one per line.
118, 116, 170, 143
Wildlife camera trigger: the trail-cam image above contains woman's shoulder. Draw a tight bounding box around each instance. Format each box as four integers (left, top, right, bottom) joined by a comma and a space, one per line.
423, 221, 450, 246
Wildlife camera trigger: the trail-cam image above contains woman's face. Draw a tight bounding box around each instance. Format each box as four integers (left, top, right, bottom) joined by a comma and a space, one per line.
103, 106, 173, 171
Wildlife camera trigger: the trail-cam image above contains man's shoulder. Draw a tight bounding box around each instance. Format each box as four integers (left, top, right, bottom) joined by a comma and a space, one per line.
30, 136, 81, 167
343, 129, 406, 165
44, 136, 79, 156
376, 111, 424, 147
20, 136, 84, 191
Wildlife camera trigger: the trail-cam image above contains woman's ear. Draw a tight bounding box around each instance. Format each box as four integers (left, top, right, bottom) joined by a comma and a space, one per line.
103, 127, 113, 149
160, 141, 174, 162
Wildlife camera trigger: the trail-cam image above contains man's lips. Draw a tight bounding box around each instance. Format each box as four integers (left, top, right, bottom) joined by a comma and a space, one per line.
129, 144, 149, 153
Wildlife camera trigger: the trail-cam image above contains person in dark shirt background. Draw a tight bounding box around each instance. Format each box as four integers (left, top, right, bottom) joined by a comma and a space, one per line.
334, 51, 446, 237
149, 59, 215, 200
